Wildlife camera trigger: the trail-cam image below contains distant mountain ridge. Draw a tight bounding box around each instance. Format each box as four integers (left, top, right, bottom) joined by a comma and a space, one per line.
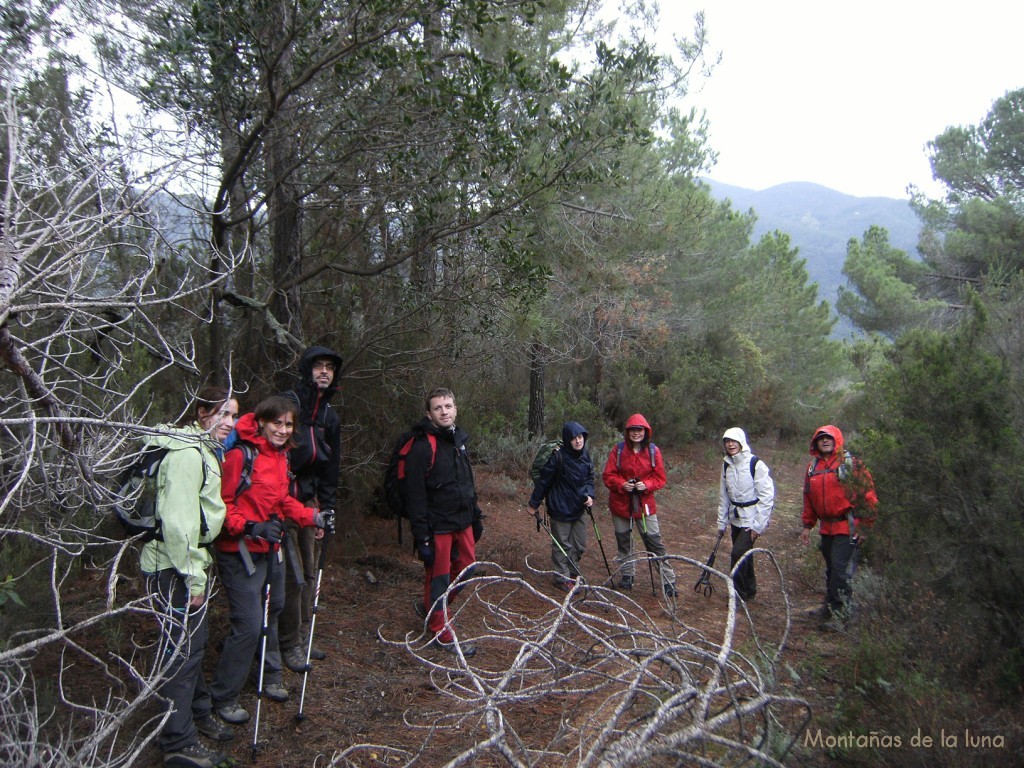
703, 180, 921, 333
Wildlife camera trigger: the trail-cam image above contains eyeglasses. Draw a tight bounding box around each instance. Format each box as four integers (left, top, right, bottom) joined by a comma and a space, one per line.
313, 361, 336, 372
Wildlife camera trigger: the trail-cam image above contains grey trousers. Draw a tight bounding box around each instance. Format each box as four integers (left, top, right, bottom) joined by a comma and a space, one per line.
146, 569, 212, 753
612, 514, 675, 585
210, 549, 285, 708
549, 517, 587, 580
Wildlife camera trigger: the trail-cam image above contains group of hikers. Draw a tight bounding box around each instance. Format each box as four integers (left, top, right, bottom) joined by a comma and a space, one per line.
141, 347, 342, 767
525, 417, 877, 625
138, 350, 878, 768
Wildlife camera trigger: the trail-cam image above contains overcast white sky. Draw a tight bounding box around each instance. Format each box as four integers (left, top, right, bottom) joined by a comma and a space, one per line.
654, 1, 1023, 199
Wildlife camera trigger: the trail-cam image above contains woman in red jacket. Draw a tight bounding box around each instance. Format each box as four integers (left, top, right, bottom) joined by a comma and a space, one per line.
800, 424, 878, 627
601, 413, 676, 596
209, 396, 333, 726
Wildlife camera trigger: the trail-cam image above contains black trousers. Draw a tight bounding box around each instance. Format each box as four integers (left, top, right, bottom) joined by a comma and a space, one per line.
819, 534, 858, 616
146, 569, 212, 753
729, 525, 757, 600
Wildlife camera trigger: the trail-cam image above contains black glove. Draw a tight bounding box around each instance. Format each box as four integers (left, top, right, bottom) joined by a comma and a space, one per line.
472, 518, 484, 542
247, 519, 284, 544
314, 509, 336, 534
416, 537, 435, 566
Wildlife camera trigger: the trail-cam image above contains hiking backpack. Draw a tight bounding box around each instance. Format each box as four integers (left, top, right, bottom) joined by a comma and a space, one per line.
383, 428, 437, 544
113, 440, 256, 542
529, 439, 564, 484
113, 446, 208, 542
226, 440, 258, 500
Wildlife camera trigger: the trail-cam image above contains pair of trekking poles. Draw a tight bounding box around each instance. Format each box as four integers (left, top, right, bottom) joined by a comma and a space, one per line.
250, 522, 332, 761
533, 499, 662, 596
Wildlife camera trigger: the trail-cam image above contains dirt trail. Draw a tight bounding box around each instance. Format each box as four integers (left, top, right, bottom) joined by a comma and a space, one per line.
200, 440, 840, 767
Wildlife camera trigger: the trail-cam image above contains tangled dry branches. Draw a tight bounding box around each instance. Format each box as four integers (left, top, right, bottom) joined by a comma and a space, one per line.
360, 551, 809, 768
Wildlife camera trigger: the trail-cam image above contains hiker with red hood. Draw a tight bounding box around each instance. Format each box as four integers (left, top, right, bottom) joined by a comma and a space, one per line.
800, 425, 878, 628
601, 413, 676, 597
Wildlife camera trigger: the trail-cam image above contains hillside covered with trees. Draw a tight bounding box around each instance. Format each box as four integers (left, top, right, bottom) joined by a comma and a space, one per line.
2, 0, 1022, 765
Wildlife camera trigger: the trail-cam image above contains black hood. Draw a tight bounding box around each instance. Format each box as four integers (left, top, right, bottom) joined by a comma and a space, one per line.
295, 345, 343, 409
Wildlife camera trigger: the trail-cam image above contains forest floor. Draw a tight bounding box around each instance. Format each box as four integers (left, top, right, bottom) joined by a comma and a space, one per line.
149, 437, 868, 768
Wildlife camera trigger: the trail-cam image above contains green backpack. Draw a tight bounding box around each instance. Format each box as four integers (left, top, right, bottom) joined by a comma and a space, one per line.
529, 440, 563, 484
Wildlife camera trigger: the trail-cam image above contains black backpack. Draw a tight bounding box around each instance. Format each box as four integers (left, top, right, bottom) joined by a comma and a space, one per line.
114, 440, 256, 542
383, 428, 437, 544
226, 440, 258, 500
113, 446, 206, 542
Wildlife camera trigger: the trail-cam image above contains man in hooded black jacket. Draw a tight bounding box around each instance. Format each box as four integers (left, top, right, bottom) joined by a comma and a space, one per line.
279, 345, 342, 672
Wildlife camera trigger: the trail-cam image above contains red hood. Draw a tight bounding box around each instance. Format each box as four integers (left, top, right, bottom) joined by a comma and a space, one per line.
809, 424, 845, 458
624, 413, 652, 441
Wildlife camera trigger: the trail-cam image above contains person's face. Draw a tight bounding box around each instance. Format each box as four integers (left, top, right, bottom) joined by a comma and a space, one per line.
626, 425, 645, 444
199, 399, 239, 442
260, 412, 295, 448
311, 358, 336, 390
427, 396, 457, 430
723, 438, 741, 456
571, 433, 585, 450
815, 434, 835, 456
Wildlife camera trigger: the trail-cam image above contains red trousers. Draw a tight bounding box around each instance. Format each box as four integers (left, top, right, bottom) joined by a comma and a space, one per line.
422, 526, 476, 643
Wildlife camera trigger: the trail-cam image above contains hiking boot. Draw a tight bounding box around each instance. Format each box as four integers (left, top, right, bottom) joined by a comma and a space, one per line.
214, 703, 249, 725
283, 646, 309, 673
413, 599, 428, 620
194, 714, 233, 742
428, 639, 478, 658
163, 741, 228, 767
263, 682, 289, 702
554, 576, 576, 591
663, 583, 677, 598
298, 635, 327, 660
618, 575, 634, 591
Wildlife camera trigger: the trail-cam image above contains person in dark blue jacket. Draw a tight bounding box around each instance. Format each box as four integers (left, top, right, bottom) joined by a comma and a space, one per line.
527, 422, 595, 590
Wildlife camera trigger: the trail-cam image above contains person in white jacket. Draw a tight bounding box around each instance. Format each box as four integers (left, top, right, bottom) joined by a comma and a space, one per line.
717, 427, 774, 601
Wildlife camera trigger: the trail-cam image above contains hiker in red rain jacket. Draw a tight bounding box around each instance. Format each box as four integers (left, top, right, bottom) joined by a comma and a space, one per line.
601, 413, 676, 597
210, 396, 332, 726
799, 424, 878, 628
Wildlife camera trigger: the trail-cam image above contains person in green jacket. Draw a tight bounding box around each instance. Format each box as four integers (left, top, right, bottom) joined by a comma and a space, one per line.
141, 386, 238, 768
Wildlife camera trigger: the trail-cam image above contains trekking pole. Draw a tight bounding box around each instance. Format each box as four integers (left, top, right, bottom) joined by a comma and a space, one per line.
585, 506, 612, 579
296, 524, 332, 722
638, 508, 656, 596
251, 533, 276, 762
694, 530, 725, 598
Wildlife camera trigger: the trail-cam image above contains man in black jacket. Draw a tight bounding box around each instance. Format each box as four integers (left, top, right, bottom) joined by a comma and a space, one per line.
402, 388, 482, 658
280, 345, 342, 673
